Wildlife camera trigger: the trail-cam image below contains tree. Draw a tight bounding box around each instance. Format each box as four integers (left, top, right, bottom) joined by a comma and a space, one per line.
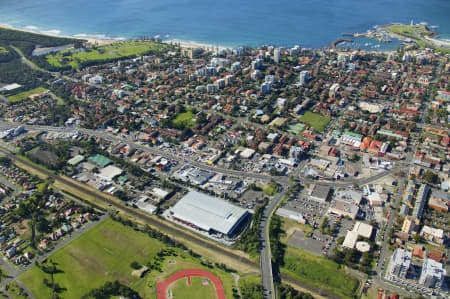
423, 170, 438, 184
413, 233, 422, 243
130, 261, 140, 269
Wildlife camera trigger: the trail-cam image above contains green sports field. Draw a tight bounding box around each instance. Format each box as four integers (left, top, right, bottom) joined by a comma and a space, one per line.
46, 41, 168, 69
19, 218, 166, 299
19, 218, 235, 299
172, 110, 196, 129
7, 87, 48, 103
300, 111, 331, 132
169, 277, 217, 299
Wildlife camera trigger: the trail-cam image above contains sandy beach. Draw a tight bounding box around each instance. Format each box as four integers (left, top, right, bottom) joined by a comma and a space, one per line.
0, 23, 234, 50
164, 39, 233, 51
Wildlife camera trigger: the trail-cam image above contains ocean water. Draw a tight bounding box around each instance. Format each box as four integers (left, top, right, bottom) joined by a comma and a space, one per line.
0, 0, 449, 49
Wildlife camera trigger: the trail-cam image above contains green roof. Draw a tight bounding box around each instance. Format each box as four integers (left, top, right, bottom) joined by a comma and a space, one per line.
118, 176, 128, 182
88, 154, 112, 167
67, 155, 85, 166
332, 130, 342, 137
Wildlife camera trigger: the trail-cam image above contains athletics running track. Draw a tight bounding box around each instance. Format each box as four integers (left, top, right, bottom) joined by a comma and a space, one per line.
156, 269, 225, 299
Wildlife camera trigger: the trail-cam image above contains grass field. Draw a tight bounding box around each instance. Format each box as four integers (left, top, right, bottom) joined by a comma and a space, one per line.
172, 110, 196, 128
7, 87, 48, 103
0, 46, 8, 54
386, 24, 431, 39
46, 41, 168, 69
287, 123, 306, 135
169, 276, 217, 299
20, 218, 166, 298
300, 111, 331, 132
263, 181, 278, 196
281, 246, 359, 299
20, 218, 235, 299
238, 274, 263, 299
5, 281, 28, 299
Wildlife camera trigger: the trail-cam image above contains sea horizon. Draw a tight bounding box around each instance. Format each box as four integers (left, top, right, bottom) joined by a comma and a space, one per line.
0, 0, 449, 51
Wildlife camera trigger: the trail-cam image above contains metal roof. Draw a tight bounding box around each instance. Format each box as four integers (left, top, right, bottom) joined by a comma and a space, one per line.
170, 191, 248, 235
67, 154, 85, 166
89, 154, 112, 167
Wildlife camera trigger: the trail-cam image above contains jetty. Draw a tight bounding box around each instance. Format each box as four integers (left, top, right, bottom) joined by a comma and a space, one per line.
331, 38, 353, 49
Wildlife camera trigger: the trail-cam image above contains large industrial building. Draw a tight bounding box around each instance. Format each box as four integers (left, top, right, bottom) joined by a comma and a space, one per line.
168, 191, 250, 242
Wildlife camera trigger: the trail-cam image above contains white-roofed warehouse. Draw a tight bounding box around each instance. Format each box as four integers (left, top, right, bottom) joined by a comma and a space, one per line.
169, 191, 250, 238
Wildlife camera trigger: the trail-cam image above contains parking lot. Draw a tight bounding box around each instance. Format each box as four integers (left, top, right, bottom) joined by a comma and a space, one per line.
288, 230, 332, 256
283, 193, 328, 224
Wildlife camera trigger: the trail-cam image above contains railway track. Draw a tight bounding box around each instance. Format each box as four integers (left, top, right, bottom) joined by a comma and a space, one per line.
0, 148, 339, 298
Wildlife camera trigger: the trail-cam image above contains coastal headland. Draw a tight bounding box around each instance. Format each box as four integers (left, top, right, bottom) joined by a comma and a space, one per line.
348, 23, 450, 52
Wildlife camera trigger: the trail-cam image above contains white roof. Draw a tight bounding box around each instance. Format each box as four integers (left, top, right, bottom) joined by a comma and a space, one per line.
343, 231, 358, 249
152, 188, 169, 199
99, 165, 123, 180
170, 191, 248, 235
368, 192, 383, 204
421, 225, 444, 239
0, 83, 22, 91
421, 258, 445, 278
356, 241, 371, 252
137, 201, 157, 214
240, 148, 255, 159
276, 208, 305, 223
353, 221, 373, 239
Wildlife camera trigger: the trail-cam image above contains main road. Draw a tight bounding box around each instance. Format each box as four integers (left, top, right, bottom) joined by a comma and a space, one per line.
260, 190, 285, 298
0, 121, 411, 299
0, 121, 408, 188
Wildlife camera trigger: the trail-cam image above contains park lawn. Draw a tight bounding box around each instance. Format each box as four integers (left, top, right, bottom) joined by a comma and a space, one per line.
281, 246, 359, 299
300, 111, 330, 132
36, 182, 47, 192
20, 218, 236, 299
262, 181, 278, 196
19, 218, 166, 299
169, 276, 217, 299
47, 41, 168, 69
5, 281, 28, 299
7, 87, 48, 103
386, 24, 431, 39
172, 110, 196, 128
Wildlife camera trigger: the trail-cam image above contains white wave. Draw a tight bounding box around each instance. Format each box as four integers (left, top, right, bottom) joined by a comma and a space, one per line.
24, 25, 39, 31
73, 33, 126, 41
165, 38, 232, 50
40, 29, 61, 35
0, 23, 13, 28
